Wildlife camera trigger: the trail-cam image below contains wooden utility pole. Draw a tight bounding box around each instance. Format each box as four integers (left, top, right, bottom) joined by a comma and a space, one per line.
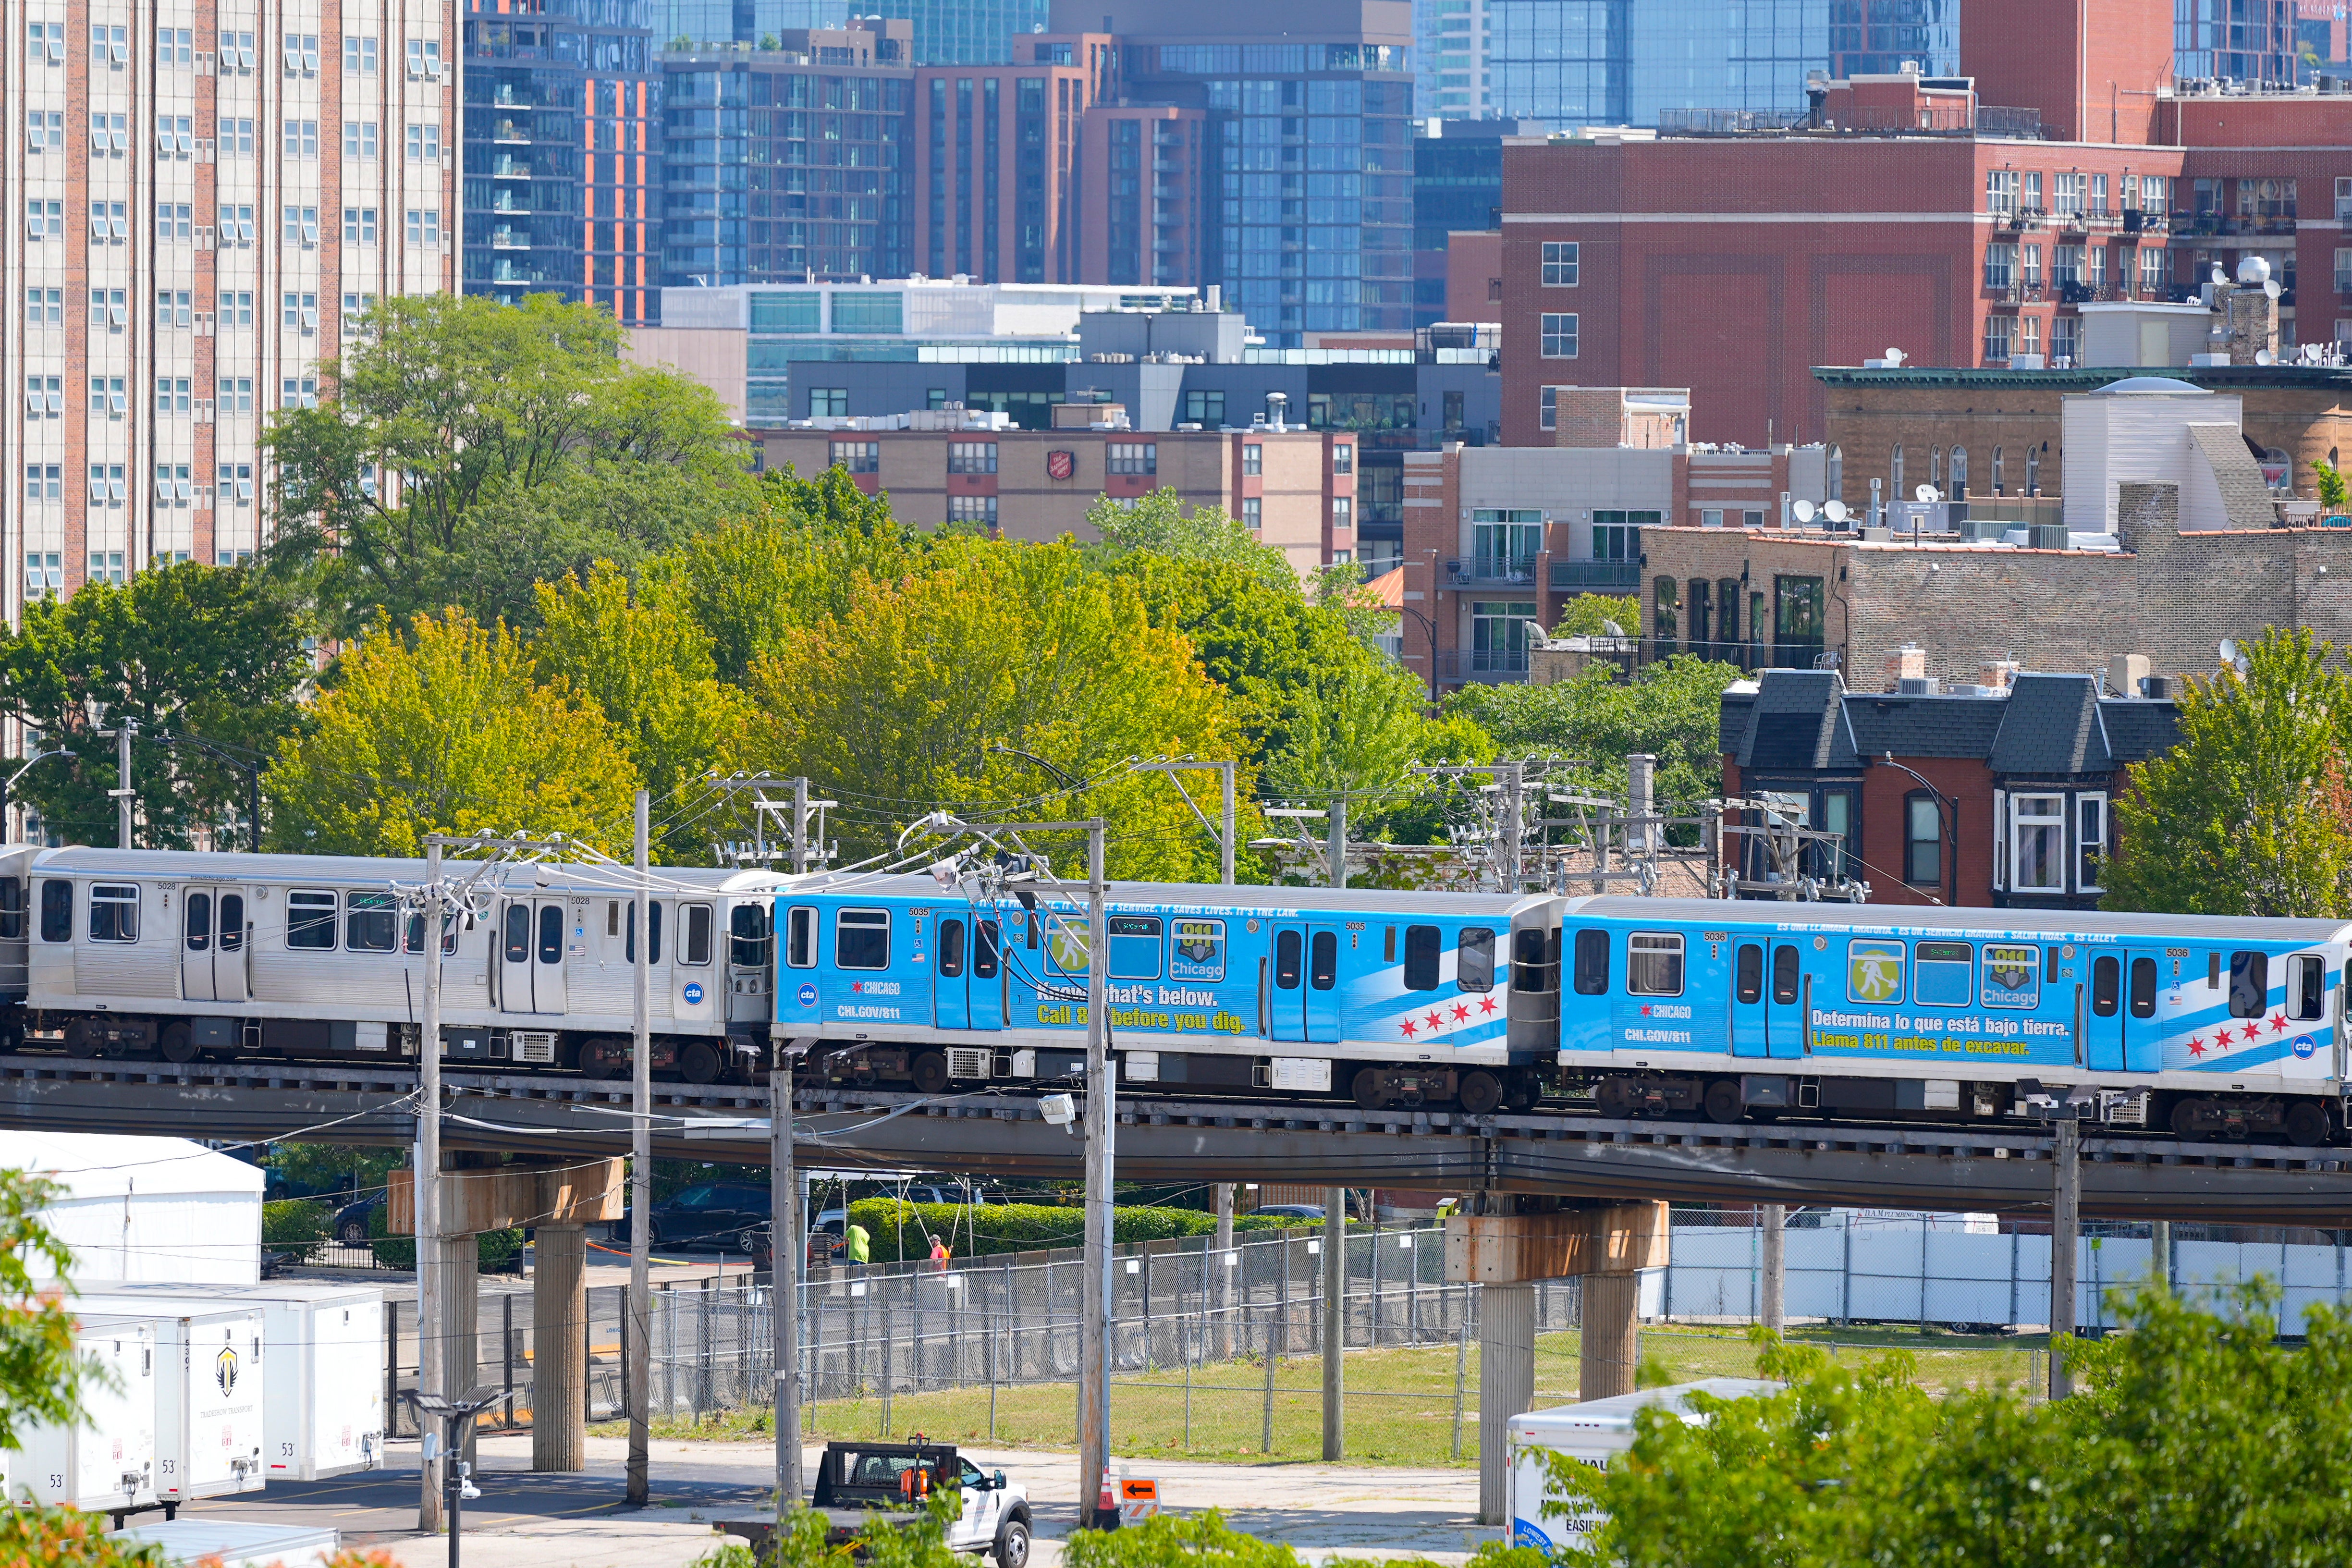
417, 836, 444, 1532
627, 791, 652, 1502
2051, 1115, 2081, 1399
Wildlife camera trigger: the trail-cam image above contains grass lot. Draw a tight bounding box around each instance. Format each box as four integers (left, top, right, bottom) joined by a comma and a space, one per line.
590, 1323, 2048, 1466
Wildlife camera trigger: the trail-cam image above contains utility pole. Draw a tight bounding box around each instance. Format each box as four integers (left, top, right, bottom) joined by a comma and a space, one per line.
417, 835, 445, 1532
1327, 793, 1348, 891
1132, 759, 1237, 886
1077, 820, 1114, 1527
108, 717, 136, 848
627, 791, 652, 1504
2050, 1112, 2081, 1399
1321, 1192, 1344, 1459
2151, 1219, 2172, 1292
1501, 761, 1522, 890
1220, 764, 1235, 887
791, 777, 810, 875
773, 1057, 801, 1507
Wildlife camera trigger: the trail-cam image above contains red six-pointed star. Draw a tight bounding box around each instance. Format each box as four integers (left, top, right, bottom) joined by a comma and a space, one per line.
1399, 1018, 1419, 1037
2270, 1012, 2290, 1033
2242, 1022, 2264, 1043
1425, 1011, 1445, 1031
1477, 996, 1499, 1015
2187, 1035, 2207, 1057
1450, 1003, 1470, 1022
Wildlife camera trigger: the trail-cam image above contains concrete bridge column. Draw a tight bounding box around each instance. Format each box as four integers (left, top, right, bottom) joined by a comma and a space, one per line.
532, 1224, 589, 1470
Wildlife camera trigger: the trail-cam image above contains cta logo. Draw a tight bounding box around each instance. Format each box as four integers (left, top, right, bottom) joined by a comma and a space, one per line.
797, 982, 818, 1008
683, 982, 705, 1005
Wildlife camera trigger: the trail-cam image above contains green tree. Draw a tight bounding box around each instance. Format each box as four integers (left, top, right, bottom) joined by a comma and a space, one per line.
0, 562, 310, 847
1445, 654, 1743, 811
1067, 1510, 1304, 1568
534, 561, 752, 859
265, 611, 641, 857
2105, 626, 2352, 917
1550, 592, 1641, 638
676, 467, 916, 684
1085, 488, 1298, 592
264, 293, 757, 635
2317, 459, 2349, 511
741, 538, 1249, 880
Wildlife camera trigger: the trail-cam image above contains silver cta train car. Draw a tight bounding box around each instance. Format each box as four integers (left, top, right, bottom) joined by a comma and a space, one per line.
0, 847, 784, 1080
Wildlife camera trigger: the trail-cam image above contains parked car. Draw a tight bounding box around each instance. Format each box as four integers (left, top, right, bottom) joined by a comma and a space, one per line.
615, 1182, 773, 1251
1253, 1203, 1326, 1221
334, 1195, 383, 1246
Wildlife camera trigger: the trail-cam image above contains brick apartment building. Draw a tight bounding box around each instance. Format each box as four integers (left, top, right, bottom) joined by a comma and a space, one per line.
1494, 0, 2352, 448
1719, 667, 2180, 911
4, 0, 459, 612
757, 411, 1353, 572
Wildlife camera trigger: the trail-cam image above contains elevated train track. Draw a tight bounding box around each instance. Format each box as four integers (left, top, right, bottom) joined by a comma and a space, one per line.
10, 1056, 2352, 1225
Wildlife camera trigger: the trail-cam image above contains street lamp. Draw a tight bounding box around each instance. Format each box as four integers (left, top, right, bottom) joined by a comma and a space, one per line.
1, 747, 73, 843
1877, 752, 1957, 909
402, 1388, 502, 1568
987, 743, 1085, 794
149, 731, 265, 852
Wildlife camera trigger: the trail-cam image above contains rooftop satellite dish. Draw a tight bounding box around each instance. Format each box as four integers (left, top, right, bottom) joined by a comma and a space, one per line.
2220, 637, 2243, 672
1792, 498, 1817, 523
1602, 619, 1627, 638
1823, 498, 1850, 524
1915, 483, 1939, 503
2256, 349, 2276, 366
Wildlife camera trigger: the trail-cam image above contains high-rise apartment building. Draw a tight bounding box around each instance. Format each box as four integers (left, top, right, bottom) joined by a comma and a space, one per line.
870, 0, 1051, 65
911, 34, 1108, 284
651, 0, 846, 48
1827, 0, 1959, 80
462, 0, 659, 326
2177, 0, 2300, 87
1415, 0, 1489, 117
662, 20, 913, 289
5, 0, 458, 609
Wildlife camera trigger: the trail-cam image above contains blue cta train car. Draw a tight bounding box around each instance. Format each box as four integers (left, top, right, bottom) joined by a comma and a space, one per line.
773, 876, 1559, 1113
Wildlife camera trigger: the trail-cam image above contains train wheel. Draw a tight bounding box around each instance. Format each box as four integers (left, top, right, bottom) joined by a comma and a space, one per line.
1594, 1077, 1638, 1119
679, 1042, 721, 1085
1504, 1074, 1538, 1113
911, 1051, 950, 1094
1353, 1069, 1389, 1112
2286, 1101, 2332, 1148
1703, 1078, 1744, 1126
580, 1051, 619, 1082
2169, 1098, 2205, 1140
159, 1023, 196, 1066
63, 1021, 99, 1059
1458, 1069, 1503, 1115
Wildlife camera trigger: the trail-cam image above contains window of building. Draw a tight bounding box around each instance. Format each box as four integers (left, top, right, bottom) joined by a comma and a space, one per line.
1541, 240, 1579, 286
1652, 576, 1678, 644
2054, 171, 2084, 217
2009, 793, 2065, 891
1183, 389, 1225, 426
2077, 792, 2107, 892
1472, 511, 1541, 580
2022, 243, 2043, 288
808, 388, 848, 417
1106, 442, 1157, 476
1472, 600, 1536, 674
1540, 313, 1578, 358
829, 441, 879, 474
1905, 793, 1942, 885
1984, 243, 2016, 290
1986, 169, 2018, 215
1983, 317, 2013, 363
1774, 576, 1825, 657
1333, 496, 1353, 532
947, 494, 997, 526
1332, 443, 1352, 475
1242, 443, 1262, 476
1242, 497, 1262, 530
947, 441, 997, 474
2020, 316, 2040, 359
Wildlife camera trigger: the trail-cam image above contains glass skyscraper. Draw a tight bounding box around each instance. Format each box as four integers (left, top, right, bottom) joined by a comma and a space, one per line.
2176, 0, 2299, 87
869, 0, 1054, 64
1416, 0, 1489, 117
1826, 0, 1957, 79
649, 0, 845, 47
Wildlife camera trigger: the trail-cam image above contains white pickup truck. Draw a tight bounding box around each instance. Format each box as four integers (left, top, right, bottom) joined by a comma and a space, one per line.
720, 1439, 1032, 1568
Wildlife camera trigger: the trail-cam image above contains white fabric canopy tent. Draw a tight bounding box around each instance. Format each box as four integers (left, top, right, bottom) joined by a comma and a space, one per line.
5, 1132, 267, 1285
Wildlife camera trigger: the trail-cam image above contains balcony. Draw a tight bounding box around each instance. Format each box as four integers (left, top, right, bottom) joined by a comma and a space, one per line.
1437, 649, 1528, 685
1549, 559, 1641, 593
1446, 556, 1540, 588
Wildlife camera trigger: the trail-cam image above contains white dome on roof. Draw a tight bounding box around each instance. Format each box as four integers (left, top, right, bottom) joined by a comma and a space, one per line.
2093, 376, 2212, 395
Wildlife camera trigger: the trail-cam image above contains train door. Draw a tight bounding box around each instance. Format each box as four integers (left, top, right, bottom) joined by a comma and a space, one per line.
971, 919, 1004, 1029
1731, 942, 1767, 1057
1303, 927, 1341, 1043
181, 887, 248, 1004
501, 899, 566, 1014
1272, 925, 1307, 1042
2085, 951, 2125, 1071
936, 916, 971, 1029
1765, 941, 1805, 1058
2122, 949, 2167, 1072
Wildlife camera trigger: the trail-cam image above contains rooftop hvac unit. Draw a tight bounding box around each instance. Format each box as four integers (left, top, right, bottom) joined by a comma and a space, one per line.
2027, 523, 2070, 551
1897, 676, 1942, 696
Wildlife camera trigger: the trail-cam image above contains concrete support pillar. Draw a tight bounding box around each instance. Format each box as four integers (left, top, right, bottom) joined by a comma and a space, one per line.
428, 1233, 482, 1467
1321, 1189, 1345, 1460
1760, 1203, 1787, 1334
531, 1225, 588, 1471
1578, 1271, 1640, 1401
1476, 1281, 1534, 1527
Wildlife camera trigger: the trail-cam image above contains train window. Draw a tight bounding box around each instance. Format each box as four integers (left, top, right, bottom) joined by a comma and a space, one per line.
1914, 943, 1973, 1007
0, 878, 22, 942
503, 904, 530, 963
2291, 954, 2326, 1021
2228, 951, 2269, 1018
1458, 927, 1496, 993
1512, 928, 1556, 993
288, 890, 337, 950
730, 905, 770, 968
785, 907, 818, 969
2091, 955, 2120, 1017
346, 893, 397, 953
1734, 943, 1762, 1004
681, 904, 714, 966
1109, 916, 1164, 980
975, 920, 1001, 980
38, 880, 70, 943
184, 891, 211, 952
1771, 944, 1800, 1006
1980, 944, 2039, 1009
623, 901, 665, 965
608, 902, 621, 937
939, 918, 966, 979
1403, 925, 1442, 991
404, 911, 456, 955
836, 908, 890, 970
1275, 929, 1303, 990
538, 906, 564, 965
88, 883, 139, 943
2209, 952, 2222, 991
2045, 947, 2061, 986
1626, 932, 1684, 996
1383, 927, 1396, 963
2129, 956, 2159, 1018
1572, 930, 1610, 996
1310, 931, 1338, 991
219, 894, 245, 953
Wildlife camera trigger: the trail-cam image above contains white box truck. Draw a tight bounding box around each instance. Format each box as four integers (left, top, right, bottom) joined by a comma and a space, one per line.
6, 1314, 159, 1520
88, 1281, 385, 1481
1507, 1379, 1778, 1553
111, 1520, 340, 1568
70, 1298, 268, 1514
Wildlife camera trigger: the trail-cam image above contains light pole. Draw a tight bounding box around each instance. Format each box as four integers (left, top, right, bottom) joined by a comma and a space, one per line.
148, 731, 263, 851
1877, 752, 1958, 909
1, 747, 74, 842
402, 1389, 501, 1568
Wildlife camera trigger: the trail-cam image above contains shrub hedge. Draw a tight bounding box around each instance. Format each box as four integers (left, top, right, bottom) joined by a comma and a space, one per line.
838, 1199, 1327, 1263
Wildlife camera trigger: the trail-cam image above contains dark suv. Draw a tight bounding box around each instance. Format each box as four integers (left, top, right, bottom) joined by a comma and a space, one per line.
619, 1182, 774, 1251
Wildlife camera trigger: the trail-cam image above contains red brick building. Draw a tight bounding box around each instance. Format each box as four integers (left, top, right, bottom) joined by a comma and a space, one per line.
1497, 4, 2352, 452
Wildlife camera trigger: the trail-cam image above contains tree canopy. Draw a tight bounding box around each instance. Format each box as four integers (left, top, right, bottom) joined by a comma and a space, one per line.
2105, 626, 2352, 917
1444, 653, 1743, 809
